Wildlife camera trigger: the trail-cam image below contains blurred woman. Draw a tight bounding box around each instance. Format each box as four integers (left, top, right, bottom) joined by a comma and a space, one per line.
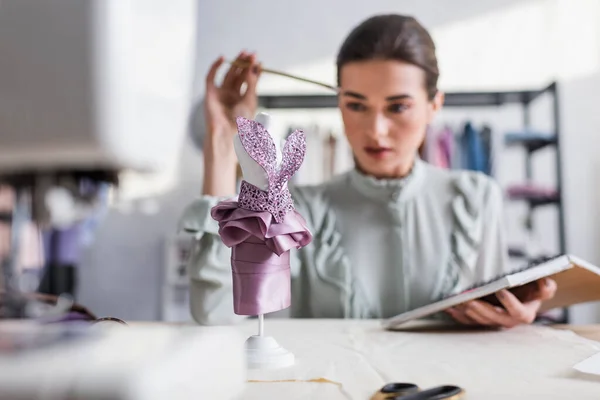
180, 14, 556, 327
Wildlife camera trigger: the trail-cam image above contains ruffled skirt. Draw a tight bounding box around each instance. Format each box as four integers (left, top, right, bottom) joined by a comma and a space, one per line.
211, 201, 312, 316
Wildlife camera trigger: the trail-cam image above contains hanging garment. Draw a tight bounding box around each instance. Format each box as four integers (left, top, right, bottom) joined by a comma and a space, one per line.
451, 125, 463, 170
431, 128, 446, 168
419, 126, 434, 163
480, 125, 493, 176
323, 131, 337, 180
423, 126, 449, 168
436, 126, 454, 169
461, 122, 487, 173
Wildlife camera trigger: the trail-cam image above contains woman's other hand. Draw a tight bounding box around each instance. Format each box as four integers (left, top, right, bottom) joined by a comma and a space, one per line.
445, 278, 557, 328
202, 52, 261, 196
204, 51, 260, 140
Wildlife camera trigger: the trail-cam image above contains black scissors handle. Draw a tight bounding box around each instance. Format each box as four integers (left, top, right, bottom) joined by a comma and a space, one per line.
372, 383, 464, 400
371, 383, 419, 399
393, 385, 464, 400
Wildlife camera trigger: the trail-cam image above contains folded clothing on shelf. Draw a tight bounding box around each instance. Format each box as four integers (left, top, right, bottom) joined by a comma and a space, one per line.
504, 131, 556, 143
506, 184, 558, 198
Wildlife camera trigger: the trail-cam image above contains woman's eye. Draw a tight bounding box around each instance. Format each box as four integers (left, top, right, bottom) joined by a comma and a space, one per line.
345, 102, 367, 112
388, 103, 409, 113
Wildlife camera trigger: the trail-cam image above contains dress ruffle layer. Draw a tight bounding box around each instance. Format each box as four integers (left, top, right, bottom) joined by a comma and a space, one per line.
211, 201, 313, 315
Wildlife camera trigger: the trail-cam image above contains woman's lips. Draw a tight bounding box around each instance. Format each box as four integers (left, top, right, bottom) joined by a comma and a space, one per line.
364, 146, 393, 159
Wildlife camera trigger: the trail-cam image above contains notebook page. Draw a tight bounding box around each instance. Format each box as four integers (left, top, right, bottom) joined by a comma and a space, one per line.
505, 255, 571, 287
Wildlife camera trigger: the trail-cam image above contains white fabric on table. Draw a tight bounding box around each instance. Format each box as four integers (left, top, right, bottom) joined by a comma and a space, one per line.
232, 319, 600, 400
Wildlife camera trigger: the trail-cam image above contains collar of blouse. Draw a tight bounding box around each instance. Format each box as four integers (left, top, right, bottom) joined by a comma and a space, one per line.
348, 156, 426, 204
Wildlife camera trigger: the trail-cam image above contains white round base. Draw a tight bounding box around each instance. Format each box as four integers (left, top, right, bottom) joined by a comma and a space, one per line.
244, 335, 295, 369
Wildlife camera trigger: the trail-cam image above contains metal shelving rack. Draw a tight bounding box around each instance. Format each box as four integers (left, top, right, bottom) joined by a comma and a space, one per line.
503, 82, 565, 256
258, 81, 568, 322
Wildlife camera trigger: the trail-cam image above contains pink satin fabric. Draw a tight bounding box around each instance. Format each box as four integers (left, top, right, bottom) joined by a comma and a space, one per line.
211, 201, 312, 316
231, 238, 291, 315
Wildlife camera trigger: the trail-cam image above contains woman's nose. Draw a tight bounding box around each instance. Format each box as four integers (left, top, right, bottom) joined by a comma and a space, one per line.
365, 113, 389, 139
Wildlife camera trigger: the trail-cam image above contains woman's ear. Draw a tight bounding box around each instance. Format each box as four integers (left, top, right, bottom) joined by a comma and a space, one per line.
427, 91, 445, 123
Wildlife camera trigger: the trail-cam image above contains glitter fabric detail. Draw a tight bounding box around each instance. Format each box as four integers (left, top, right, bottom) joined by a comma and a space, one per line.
235, 116, 306, 223
236, 116, 277, 178
275, 129, 306, 192
238, 180, 294, 223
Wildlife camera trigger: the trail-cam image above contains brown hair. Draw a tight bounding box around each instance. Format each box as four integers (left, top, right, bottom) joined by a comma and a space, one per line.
336, 14, 439, 100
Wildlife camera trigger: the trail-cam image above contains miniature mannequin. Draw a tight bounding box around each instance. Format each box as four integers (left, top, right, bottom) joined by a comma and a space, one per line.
210, 112, 312, 368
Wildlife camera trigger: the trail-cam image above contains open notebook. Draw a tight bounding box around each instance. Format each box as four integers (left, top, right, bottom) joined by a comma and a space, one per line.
382, 254, 600, 330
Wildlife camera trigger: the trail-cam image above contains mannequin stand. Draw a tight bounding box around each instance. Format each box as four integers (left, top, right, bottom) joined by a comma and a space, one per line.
244, 314, 294, 369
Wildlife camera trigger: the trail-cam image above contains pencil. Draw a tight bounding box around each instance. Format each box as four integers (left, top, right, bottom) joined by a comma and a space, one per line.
227, 59, 339, 93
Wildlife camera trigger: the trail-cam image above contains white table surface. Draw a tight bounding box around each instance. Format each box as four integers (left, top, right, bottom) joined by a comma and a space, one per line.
231, 319, 600, 400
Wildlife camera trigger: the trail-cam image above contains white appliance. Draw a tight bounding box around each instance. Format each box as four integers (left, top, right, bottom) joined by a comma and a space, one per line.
0, 2, 248, 399
0, 0, 196, 174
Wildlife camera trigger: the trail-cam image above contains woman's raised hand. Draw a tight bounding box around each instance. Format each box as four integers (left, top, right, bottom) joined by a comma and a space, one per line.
204, 52, 261, 147
202, 51, 261, 196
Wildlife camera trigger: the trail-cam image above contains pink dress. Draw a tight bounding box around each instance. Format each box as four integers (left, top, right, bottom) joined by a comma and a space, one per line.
210, 117, 312, 316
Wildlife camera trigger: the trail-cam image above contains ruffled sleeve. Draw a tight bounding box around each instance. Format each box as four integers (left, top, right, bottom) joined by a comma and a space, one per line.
288, 183, 357, 318
178, 195, 247, 325
178, 195, 222, 237
432, 172, 509, 300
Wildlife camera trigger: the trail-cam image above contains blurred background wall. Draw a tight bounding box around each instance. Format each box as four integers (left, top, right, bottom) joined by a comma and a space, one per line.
76, 0, 600, 324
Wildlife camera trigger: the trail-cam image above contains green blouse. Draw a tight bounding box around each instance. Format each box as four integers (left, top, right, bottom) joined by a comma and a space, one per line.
179, 158, 509, 325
